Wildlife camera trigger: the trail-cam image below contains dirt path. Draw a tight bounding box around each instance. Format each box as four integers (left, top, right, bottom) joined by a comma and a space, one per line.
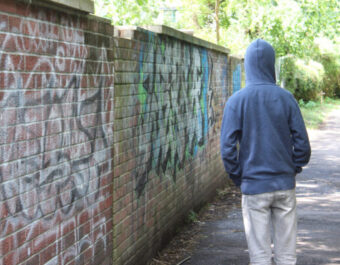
149, 107, 340, 265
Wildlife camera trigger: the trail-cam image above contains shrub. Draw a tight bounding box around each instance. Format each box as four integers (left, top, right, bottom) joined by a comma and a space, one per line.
314, 37, 340, 98
321, 55, 340, 97
277, 56, 325, 101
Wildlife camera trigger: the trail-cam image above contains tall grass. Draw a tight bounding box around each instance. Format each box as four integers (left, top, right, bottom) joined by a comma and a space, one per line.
299, 97, 340, 129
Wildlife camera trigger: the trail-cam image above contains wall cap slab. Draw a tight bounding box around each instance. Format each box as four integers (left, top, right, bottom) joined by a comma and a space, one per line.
18, 0, 94, 13
116, 25, 230, 55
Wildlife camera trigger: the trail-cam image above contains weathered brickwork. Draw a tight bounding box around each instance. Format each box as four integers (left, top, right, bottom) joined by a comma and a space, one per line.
229, 56, 244, 94
0, 0, 114, 264
1, 1, 244, 264
112, 27, 237, 265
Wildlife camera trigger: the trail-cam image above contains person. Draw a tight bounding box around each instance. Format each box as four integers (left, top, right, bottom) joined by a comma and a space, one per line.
220, 39, 311, 265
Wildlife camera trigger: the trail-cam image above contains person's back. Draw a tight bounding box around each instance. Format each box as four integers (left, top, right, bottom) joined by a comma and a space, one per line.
220, 39, 311, 265
221, 39, 310, 195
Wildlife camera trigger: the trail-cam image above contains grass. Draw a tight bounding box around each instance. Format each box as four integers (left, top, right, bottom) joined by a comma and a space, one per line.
184, 210, 199, 224
299, 97, 340, 129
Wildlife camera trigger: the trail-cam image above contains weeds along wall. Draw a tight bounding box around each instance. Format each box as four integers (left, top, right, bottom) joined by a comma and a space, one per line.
0, 1, 244, 264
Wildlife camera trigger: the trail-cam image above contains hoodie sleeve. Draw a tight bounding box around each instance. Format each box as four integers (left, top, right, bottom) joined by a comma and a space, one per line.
289, 99, 311, 172
220, 100, 242, 186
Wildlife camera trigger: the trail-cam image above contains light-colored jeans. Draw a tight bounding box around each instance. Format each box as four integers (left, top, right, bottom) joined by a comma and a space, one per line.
242, 189, 297, 265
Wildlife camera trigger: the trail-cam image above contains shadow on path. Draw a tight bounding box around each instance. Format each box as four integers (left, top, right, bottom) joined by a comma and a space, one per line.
295, 108, 340, 265
180, 108, 340, 265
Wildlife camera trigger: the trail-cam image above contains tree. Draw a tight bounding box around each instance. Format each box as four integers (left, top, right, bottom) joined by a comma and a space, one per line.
215, 0, 221, 43
94, 0, 339, 100
95, 0, 165, 26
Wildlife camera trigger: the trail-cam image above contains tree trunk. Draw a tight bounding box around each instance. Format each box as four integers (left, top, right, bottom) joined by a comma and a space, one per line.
215, 0, 220, 43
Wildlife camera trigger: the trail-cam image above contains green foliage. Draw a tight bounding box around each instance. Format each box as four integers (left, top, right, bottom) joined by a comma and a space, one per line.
94, 0, 165, 25
300, 98, 340, 128
217, 0, 339, 57
278, 56, 325, 101
185, 210, 199, 224
278, 36, 340, 101
94, 0, 339, 102
304, 100, 317, 109
314, 37, 340, 97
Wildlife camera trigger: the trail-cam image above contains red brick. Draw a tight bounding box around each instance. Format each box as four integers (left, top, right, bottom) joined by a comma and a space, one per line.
27, 221, 46, 254
11, 54, 25, 70
0, 14, 8, 31
0, 34, 16, 52
61, 218, 76, 236
45, 119, 63, 135
40, 243, 57, 264
83, 245, 93, 261
62, 257, 75, 265
16, 227, 29, 248
40, 57, 55, 72
51, 25, 59, 39
99, 195, 112, 212
0, 202, 9, 221
24, 254, 39, 265
0, 72, 4, 89
87, 19, 99, 32
77, 211, 88, 226
18, 241, 33, 263
14, 2, 31, 16
102, 206, 113, 222
39, 197, 58, 217
25, 55, 40, 72
20, 73, 34, 89
23, 20, 38, 36
33, 39, 48, 54
14, 124, 27, 142
78, 220, 91, 240
2, 108, 17, 126
0, 234, 14, 256
0, 0, 17, 14
23, 89, 42, 105
61, 230, 75, 251
3, 250, 18, 265
8, 15, 21, 34
27, 232, 44, 255
27, 123, 42, 139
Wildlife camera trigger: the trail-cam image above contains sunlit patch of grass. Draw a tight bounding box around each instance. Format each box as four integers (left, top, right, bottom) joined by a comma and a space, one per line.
299, 97, 340, 129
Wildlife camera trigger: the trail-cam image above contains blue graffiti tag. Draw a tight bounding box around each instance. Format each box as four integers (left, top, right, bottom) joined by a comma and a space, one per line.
233, 64, 241, 93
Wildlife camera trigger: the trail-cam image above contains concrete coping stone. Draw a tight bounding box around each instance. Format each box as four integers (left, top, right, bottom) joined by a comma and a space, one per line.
115, 25, 230, 55
19, 0, 94, 14
229, 55, 244, 62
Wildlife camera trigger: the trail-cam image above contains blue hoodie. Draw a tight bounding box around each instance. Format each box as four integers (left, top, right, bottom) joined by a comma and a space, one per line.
220, 39, 311, 195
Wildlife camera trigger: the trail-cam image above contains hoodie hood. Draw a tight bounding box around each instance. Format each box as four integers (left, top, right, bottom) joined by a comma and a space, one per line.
244, 39, 276, 85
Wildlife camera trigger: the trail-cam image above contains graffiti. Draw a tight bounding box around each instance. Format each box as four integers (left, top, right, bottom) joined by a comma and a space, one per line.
0, 10, 113, 265
232, 64, 241, 93
221, 56, 229, 101
134, 34, 217, 197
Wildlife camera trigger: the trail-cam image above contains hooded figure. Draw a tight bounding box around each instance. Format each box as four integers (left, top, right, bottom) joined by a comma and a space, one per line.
220, 39, 311, 265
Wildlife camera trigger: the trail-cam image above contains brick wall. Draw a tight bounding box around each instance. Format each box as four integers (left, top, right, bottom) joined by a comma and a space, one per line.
112, 27, 234, 265
0, 1, 244, 264
0, 0, 114, 264
229, 56, 244, 94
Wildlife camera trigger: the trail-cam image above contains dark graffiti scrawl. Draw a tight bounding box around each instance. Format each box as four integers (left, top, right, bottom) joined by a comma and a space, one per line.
0, 13, 114, 264
0, 76, 110, 219
134, 33, 216, 197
